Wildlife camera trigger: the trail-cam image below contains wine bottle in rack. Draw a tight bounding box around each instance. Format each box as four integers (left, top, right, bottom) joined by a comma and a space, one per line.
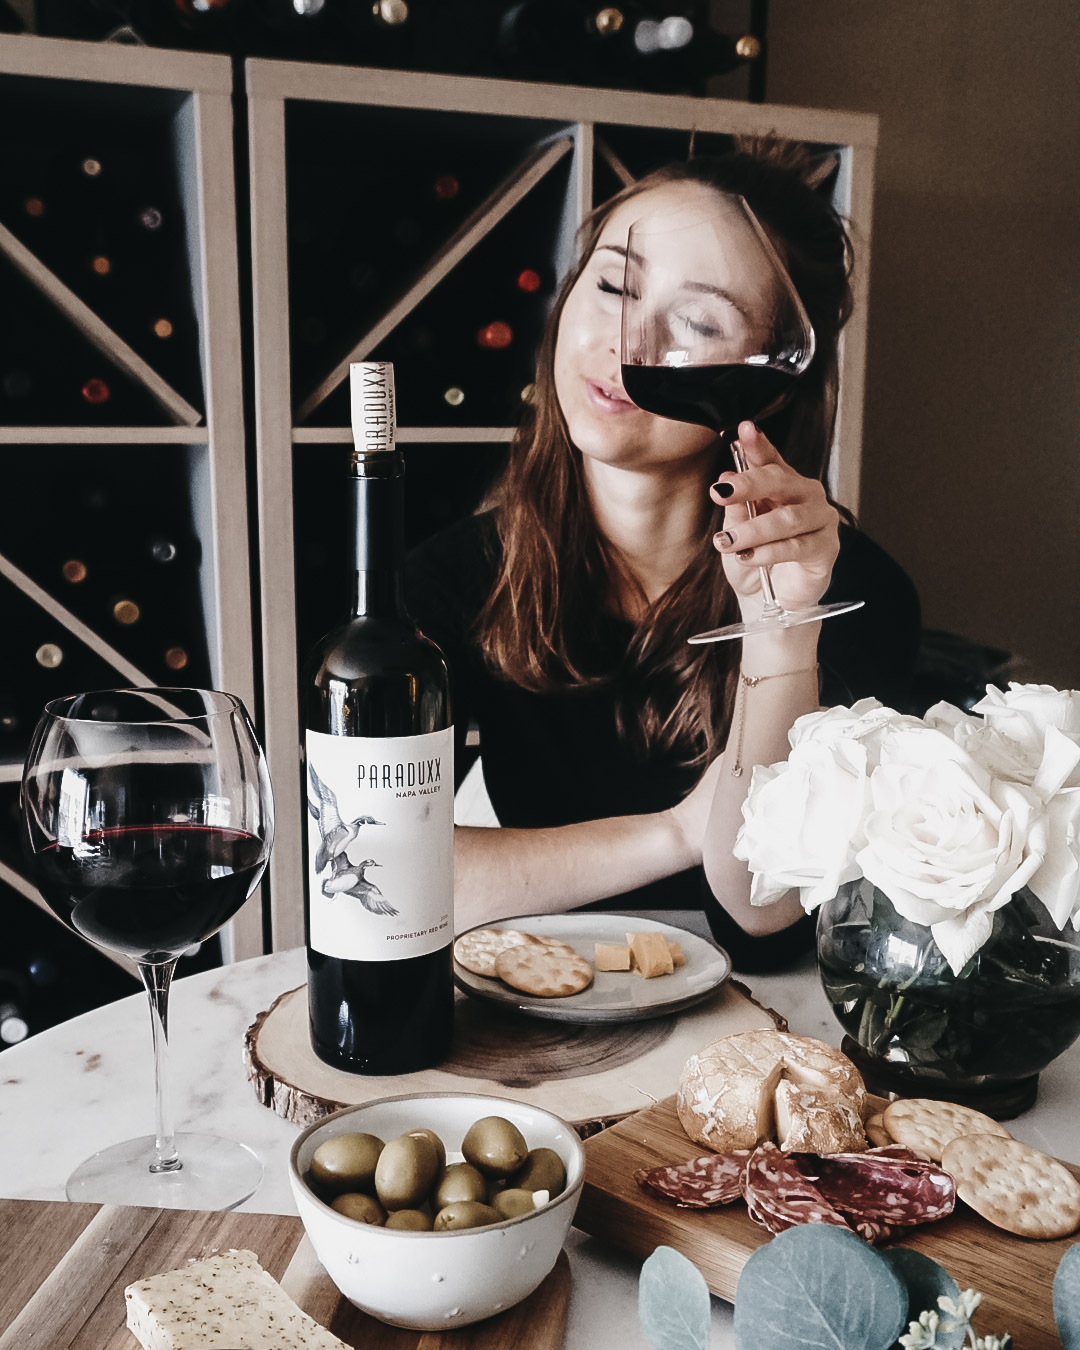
302, 361, 454, 1074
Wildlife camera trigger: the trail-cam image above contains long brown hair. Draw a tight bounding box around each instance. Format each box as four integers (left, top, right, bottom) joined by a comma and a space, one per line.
477, 140, 855, 766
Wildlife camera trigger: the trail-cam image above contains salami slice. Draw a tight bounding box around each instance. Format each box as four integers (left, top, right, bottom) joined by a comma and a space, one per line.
636, 1151, 750, 1208
741, 1143, 852, 1236
796, 1152, 956, 1226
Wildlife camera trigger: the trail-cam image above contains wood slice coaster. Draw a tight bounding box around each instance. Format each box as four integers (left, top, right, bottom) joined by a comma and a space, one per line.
244, 981, 784, 1131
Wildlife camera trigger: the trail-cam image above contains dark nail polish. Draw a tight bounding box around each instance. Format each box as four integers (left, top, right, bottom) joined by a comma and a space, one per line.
714, 531, 735, 550
711, 480, 734, 498
736, 548, 754, 561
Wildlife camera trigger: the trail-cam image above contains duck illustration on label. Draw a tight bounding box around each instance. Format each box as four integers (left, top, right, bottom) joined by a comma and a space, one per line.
307, 763, 395, 915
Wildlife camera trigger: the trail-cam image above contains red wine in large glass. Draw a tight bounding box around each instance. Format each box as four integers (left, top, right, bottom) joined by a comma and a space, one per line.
621, 202, 864, 642
34, 823, 267, 962
620, 362, 795, 433
303, 362, 454, 1075
20, 686, 273, 1208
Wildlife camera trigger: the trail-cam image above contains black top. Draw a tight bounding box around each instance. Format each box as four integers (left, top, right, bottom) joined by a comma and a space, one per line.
406, 511, 920, 971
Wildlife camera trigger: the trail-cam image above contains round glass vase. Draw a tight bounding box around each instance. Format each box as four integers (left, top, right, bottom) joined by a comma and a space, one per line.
816, 877, 1080, 1119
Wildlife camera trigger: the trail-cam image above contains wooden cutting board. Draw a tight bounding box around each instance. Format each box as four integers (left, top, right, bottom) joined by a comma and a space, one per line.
574, 1095, 1080, 1350
0, 1199, 570, 1350
244, 980, 782, 1129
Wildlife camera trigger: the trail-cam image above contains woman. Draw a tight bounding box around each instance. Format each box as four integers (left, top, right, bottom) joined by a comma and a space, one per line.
407, 141, 919, 969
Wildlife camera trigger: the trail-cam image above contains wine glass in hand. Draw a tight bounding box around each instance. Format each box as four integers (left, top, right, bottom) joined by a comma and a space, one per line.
620, 198, 863, 643
20, 687, 274, 1209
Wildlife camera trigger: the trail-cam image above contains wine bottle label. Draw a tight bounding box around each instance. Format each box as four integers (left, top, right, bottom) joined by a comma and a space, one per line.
305, 726, 453, 961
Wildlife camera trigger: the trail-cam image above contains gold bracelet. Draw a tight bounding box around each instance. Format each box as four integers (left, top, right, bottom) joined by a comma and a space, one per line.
729, 664, 820, 778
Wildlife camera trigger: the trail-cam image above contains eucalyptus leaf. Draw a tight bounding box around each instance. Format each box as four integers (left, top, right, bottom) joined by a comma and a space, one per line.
881, 1249, 964, 1349
733, 1225, 906, 1350
638, 1245, 712, 1350
1054, 1242, 1080, 1349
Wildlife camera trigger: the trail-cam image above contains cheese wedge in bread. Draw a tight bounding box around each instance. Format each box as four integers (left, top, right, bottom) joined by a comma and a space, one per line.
774, 1078, 866, 1154
125, 1248, 349, 1350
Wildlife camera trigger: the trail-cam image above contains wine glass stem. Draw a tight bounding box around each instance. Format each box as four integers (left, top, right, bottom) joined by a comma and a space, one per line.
731, 436, 785, 621
139, 959, 182, 1174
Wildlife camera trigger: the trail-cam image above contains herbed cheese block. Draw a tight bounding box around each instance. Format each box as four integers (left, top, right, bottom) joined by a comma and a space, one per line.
676, 1030, 866, 1154
124, 1248, 350, 1350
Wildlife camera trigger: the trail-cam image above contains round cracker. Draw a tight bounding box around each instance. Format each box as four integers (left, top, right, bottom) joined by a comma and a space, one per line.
941, 1132, 1080, 1239
453, 927, 541, 977
882, 1097, 1011, 1162
494, 944, 593, 998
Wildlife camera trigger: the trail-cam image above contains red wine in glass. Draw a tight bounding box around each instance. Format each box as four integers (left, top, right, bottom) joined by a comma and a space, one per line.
34, 823, 267, 962
619, 362, 795, 434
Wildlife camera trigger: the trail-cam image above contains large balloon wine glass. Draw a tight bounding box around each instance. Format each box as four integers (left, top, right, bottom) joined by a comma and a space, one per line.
20, 687, 274, 1208
620, 197, 863, 642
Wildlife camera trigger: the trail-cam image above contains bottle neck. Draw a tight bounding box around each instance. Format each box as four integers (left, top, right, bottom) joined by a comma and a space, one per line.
350, 450, 407, 619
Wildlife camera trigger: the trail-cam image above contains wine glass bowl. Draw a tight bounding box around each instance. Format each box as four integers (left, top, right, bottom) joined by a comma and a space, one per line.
20, 687, 274, 1208
619, 197, 863, 643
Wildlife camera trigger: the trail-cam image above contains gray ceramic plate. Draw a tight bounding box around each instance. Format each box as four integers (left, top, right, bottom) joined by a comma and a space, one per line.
453, 912, 732, 1024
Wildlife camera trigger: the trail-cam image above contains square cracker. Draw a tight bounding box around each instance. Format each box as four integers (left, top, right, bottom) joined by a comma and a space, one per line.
882, 1097, 1011, 1162
941, 1132, 1080, 1239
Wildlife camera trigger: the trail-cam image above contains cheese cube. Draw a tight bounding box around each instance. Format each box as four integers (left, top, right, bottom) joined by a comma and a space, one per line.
594, 942, 631, 971
667, 940, 686, 968
626, 931, 675, 978
124, 1249, 349, 1350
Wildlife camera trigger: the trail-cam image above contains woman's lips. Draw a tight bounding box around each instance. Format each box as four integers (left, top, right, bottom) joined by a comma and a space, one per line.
585, 379, 637, 414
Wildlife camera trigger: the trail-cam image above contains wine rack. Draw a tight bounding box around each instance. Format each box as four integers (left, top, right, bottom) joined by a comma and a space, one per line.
246, 59, 879, 949
0, 35, 260, 974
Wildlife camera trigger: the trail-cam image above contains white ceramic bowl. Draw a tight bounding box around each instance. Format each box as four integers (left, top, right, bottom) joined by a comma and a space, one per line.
289, 1091, 585, 1330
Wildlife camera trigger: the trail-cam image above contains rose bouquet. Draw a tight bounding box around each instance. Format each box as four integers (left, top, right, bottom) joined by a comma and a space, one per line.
734, 682, 1080, 976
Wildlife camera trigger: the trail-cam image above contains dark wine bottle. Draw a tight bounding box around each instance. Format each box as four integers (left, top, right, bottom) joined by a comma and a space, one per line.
302, 361, 454, 1074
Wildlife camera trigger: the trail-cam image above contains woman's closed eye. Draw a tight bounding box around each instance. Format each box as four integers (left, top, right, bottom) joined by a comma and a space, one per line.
597, 276, 624, 298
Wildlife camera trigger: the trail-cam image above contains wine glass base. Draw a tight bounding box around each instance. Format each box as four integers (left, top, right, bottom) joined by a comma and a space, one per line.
65, 1132, 263, 1210
688, 599, 865, 645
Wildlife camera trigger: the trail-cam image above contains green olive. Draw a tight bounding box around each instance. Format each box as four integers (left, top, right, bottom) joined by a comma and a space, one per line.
492, 1188, 540, 1220
509, 1147, 566, 1197
407, 1127, 446, 1174
330, 1192, 387, 1225
385, 1208, 434, 1231
309, 1132, 385, 1195
375, 1132, 440, 1210
486, 1175, 509, 1204
433, 1200, 502, 1231
434, 1161, 488, 1209
461, 1116, 529, 1179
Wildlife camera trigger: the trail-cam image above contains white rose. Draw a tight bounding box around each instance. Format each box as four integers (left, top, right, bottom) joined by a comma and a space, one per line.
973, 683, 1080, 788
1029, 787, 1080, 929
789, 698, 923, 769
855, 727, 1048, 974
734, 738, 870, 912
927, 699, 1080, 800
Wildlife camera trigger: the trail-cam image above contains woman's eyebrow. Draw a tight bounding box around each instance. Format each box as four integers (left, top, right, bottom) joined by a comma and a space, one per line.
595, 244, 627, 258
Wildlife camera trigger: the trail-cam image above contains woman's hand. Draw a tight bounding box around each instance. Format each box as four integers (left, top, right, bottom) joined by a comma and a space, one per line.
710, 421, 839, 616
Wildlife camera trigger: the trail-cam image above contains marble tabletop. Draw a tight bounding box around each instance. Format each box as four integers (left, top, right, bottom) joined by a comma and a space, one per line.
2, 913, 1078, 1349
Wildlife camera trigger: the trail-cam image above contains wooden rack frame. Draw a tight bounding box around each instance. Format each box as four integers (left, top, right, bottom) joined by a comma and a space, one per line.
0, 35, 261, 963
246, 58, 878, 952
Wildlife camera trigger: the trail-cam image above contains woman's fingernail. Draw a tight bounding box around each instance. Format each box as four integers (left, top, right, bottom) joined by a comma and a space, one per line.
714, 531, 735, 550
710, 480, 734, 498
736, 548, 755, 561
